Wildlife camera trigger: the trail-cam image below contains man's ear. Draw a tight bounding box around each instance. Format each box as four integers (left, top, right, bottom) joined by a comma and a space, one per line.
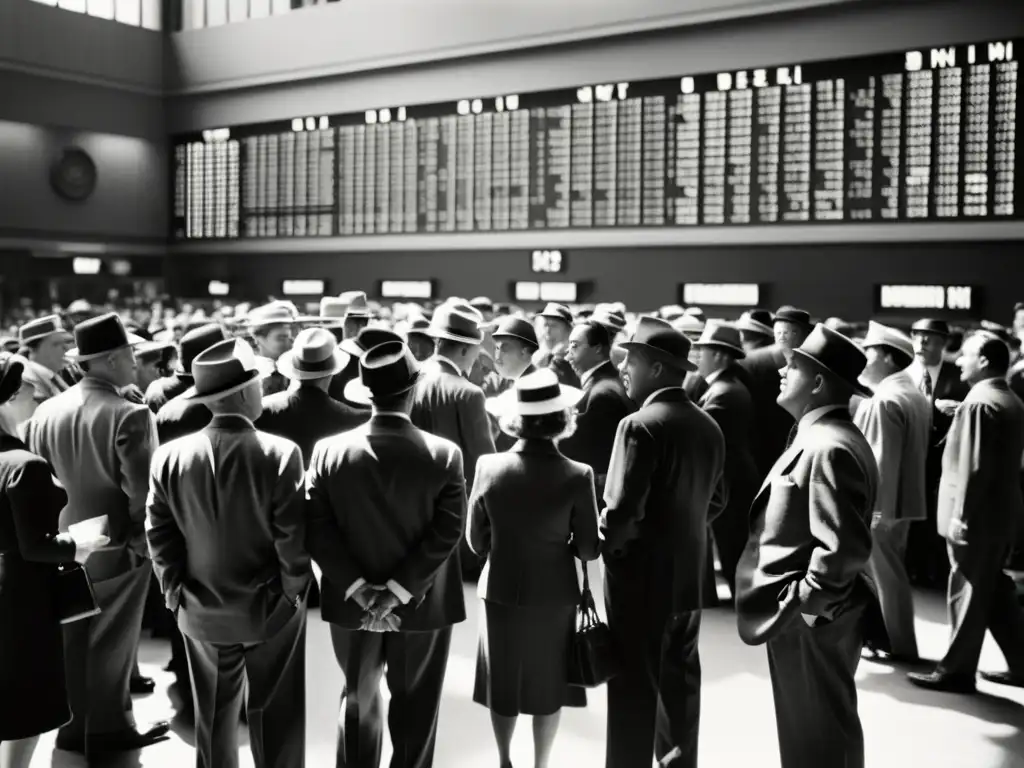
650, 360, 664, 380
811, 373, 826, 396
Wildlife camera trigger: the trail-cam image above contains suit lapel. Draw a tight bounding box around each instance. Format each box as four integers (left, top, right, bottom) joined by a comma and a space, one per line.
753, 443, 804, 501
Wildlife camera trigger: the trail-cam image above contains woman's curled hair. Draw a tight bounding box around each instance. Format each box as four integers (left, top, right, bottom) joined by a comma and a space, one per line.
498, 407, 577, 442
0, 352, 26, 406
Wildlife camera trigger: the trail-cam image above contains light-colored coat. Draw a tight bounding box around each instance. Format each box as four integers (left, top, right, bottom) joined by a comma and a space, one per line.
21, 359, 68, 405
853, 369, 931, 522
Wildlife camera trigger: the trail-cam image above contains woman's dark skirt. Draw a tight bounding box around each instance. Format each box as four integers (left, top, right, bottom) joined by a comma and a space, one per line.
0, 556, 71, 740
474, 599, 587, 717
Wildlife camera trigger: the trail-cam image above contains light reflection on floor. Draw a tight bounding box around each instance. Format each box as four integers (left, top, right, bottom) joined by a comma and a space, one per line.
33, 565, 1024, 768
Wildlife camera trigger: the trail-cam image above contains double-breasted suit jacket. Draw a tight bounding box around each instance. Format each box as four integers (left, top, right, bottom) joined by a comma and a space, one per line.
559, 360, 635, 492
256, 386, 369, 469
469, 441, 601, 607
739, 344, 794, 475
307, 413, 467, 631
146, 414, 311, 644
735, 408, 879, 645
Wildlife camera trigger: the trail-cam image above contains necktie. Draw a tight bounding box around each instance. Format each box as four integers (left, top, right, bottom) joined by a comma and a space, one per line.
784, 421, 799, 450
921, 369, 933, 399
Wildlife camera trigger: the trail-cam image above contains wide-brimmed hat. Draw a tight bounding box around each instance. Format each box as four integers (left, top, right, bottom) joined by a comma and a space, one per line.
791, 324, 871, 396
485, 368, 583, 419
277, 327, 350, 381
591, 307, 627, 334
135, 339, 176, 361
774, 306, 813, 331
735, 309, 774, 337
19, 315, 73, 346
406, 317, 433, 339
490, 316, 538, 350
536, 303, 573, 326
338, 291, 374, 319
470, 296, 494, 314
67, 313, 145, 361
175, 323, 226, 376
310, 296, 348, 328
427, 300, 484, 345
659, 305, 687, 321
247, 302, 297, 329
340, 327, 404, 358
617, 316, 696, 372
910, 318, 951, 338
181, 338, 273, 404
345, 341, 422, 405
692, 322, 745, 359
861, 321, 914, 360
671, 313, 706, 338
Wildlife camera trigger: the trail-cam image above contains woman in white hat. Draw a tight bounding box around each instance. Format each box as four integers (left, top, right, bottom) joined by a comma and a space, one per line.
469, 369, 600, 768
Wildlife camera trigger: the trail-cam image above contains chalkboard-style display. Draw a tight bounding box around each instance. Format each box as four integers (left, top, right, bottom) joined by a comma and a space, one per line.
172, 39, 1020, 240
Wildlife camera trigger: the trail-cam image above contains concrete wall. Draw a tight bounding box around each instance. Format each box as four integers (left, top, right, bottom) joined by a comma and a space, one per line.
0, 120, 169, 242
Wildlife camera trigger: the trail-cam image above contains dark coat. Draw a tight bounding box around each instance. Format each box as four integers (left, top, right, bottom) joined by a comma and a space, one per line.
602, 387, 727, 613
735, 409, 879, 645
469, 440, 600, 607
155, 396, 212, 446
328, 355, 370, 412
740, 344, 793, 476
307, 414, 467, 631
256, 386, 369, 469
533, 347, 581, 389
145, 374, 191, 414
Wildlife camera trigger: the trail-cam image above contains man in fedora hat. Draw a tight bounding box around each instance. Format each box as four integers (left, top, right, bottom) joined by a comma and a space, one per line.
735, 309, 775, 353
146, 338, 311, 768
533, 303, 581, 389
411, 300, 495, 578
691, 321, 759, 601
307, 341, 467, 768
905, 318, 971, 587
146, 323, 225, 413
25, 312, 169, 755
485, 315, 540, 450
153, 324, 232, 446
560, 319, 635, 498
329, 327, 404, 409
405, 316, 435, 362
735, 324, 879, 768
17, 314, 73, 404
907, 331, 1024, 694
247, 302, 298, 397
601, 315, 726, 768
854, 322, 931, 663
256, 327, 368, 467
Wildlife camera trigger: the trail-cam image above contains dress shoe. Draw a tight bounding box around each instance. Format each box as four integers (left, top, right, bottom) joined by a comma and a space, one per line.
130, 674, 157, 695
87, 722, 172, 753
907, 670, 976, 694
979, 670, 1024, 689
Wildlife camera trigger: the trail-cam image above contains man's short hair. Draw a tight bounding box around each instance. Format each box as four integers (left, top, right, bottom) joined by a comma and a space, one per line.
974, 331, 1010, 374
574, 320, 612, 353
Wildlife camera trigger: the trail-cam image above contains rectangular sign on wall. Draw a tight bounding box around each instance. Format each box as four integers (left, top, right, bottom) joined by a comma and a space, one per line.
281, 279, 326, 295
514, 281, 578, 303
207, 280, 230, 296
379, 280, 434, 299
681, 283, 761, 307
875, 284, 978, 313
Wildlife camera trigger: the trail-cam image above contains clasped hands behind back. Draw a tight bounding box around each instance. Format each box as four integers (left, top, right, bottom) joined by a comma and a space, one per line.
352, 583, 403, 632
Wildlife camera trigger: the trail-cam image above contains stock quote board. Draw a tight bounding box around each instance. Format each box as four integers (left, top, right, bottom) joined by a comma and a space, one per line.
172, 38, 1019, 240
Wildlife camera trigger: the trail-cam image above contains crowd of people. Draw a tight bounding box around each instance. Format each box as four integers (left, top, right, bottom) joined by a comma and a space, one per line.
1, 289, 1024, 768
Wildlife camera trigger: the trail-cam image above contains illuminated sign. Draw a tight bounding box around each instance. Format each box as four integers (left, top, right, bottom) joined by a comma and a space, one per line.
281, 279, 326, 296
379, 280, 434, 299
876, 284, 977, 312
207, 280, 230, 296
530, 250, 565, 274
681, 283, 761, 307
72, 257, 101, 275
514, 282, 578, 303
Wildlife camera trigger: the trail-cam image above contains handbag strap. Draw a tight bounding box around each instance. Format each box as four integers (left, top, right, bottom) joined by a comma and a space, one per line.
578, 563, 600, 628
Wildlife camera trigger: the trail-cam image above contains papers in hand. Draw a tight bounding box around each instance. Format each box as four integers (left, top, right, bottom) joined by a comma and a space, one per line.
68, 515, 111, 549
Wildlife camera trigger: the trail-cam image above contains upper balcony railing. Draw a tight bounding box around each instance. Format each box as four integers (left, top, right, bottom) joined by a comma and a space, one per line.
28, 0, 162, 30
169, 0, 340, 32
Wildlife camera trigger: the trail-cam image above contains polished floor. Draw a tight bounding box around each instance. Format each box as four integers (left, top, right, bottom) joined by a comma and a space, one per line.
32, 566, 1024, 768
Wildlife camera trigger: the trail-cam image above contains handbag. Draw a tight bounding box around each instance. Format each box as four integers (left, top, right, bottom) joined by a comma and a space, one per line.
54, 562, 101, 625
567, 564, 620, 688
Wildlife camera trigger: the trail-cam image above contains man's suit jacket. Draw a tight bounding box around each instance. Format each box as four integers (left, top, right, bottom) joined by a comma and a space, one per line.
740, 344, 793, 476
559, 360, 635, 490
936, 378, 1024, 542
683, 371, 709, 402
256, 386, 369, 468
909, 359, 971, 504
26, 377, 157, 578
698, 365, 760, 519
1009, 359, 1024, 404
258, 359, 289, 398
411, 355, 495, 491
328, 354, 370, 411
146, 414, 309, 644
145, 374, 191, 414
21, 359, 68, 404
602, 387, 727, 612
852, 369, 931, 522
156, 396, 212, 445
306, 414, 467, 632
469, 440, 601, 607
735, 408, 879, 645
533, 345, 581, 389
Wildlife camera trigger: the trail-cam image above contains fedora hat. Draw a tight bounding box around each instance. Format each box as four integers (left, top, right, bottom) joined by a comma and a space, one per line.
67, 299, 93, 316
175, 323, 226, 377
736, 309, 774, 337
67, 313, 145, 361
910, 318, 951, 338
618, 315, 696, 372
536, 303, 573, 326
491, 316, 539, 350
277, 327, 350, 381
692, 321, 745, 359
406, 317, 432, 339
591, 307, 627, 334
792, 324, 871, 396
671, 313, 706, 338
19, 315, 73, 345
659, 305, 686, 321
427, 300, 484, 345
861, 321, 914, 360
181, 338, 273, 404
340, 327, 404, 358
485, 368, 583, 419
774, 306, 813, 330
338, 291, 373, 318
309, 296, 348, 327
345, 341, 422, 405
470, 296, 494, 313
247, 302, 297, 329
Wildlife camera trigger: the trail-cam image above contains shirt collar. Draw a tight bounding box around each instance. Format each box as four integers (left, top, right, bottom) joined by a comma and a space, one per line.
704, 367, 725, 387
642, 386, 684, 409
433, 355, 464, 377
798, 404, 847, 435
372, 410, 411, 423
580, 360, 610, 387
208, 413, 256, 430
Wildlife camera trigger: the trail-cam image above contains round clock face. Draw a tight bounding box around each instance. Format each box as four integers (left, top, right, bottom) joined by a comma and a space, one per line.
50, 147, 98, 202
